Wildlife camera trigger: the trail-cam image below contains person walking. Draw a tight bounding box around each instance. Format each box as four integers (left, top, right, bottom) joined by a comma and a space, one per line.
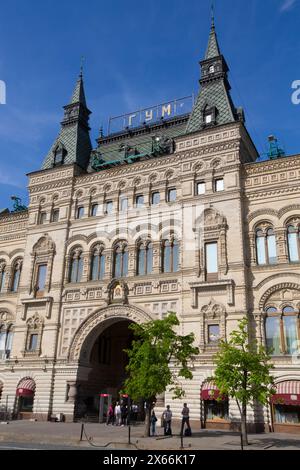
180, 403, 191, 436
121, 402, 127, 426
163, 405, 172, 436
106, 403, 114, 425
114, 401, 121, 426
150, 410, 158, 436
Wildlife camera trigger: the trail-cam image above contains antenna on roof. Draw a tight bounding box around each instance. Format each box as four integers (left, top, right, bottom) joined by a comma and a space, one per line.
80, 56, 85, 78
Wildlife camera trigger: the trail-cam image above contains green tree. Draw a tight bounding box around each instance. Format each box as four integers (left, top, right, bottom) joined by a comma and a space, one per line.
213, 318, 275, 445
123, 312, 199, 436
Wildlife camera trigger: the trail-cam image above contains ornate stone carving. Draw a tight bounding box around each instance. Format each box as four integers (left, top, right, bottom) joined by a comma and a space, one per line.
106, 279, 129, 305
199, 300, 226, 352
259, 283, 300, 310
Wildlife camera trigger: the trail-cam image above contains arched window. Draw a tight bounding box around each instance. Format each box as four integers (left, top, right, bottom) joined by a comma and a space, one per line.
0, 262, 6, 293
256, 227, 277, 265
69, 249, 83, 283
0, 324, 14, 359
287, 225, 300, 262
91, 245, 105, 280
11, 260, 22, 292
137, 242, 153, 275
265, 305, 300, 355
162, 239, 179, 273
113, 243, 128, 278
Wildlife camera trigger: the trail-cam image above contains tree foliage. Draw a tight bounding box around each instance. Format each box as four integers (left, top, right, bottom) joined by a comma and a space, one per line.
214, 318, 275, 405
213, 318, 276, 444
124, 312, 199, 402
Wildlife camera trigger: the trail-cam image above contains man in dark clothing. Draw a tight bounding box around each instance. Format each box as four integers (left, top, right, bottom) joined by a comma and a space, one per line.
163, 405, 172, 436
180, 403, 191, 436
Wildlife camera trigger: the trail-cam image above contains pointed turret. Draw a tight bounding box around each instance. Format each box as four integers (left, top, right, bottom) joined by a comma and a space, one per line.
41, 71, 92, 170
205, 11, 221, 59
186, 14, 243, 134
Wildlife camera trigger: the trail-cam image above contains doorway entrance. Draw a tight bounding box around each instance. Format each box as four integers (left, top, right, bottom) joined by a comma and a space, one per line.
75, 319, 134, 420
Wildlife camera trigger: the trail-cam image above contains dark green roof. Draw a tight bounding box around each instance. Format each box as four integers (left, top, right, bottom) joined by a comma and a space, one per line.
88, 116, 189, 172
186, 22, 239, 134
186, 80, 236, 133
205, 25, 221, 59
41, 74, 92, 170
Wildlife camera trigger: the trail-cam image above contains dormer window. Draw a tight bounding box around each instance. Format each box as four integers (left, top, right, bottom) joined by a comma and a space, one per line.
53, 145, 65, 166
209, 65, 215, 74
203, 105, 217, 127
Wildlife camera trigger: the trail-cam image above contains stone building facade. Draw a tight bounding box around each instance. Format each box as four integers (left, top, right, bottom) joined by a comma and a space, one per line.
0, 19, 299, 434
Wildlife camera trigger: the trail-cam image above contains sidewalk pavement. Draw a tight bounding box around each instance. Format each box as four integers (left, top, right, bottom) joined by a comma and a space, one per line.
0, 420, 299, 450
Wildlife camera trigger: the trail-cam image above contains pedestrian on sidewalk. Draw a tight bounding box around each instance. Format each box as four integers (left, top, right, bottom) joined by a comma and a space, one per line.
180, 403, 192, 436
163, 405, 172, 436
114, 401, 121, 426
150, 410, 158, 436
106, 403, 114, 425
121, 403, 128, 426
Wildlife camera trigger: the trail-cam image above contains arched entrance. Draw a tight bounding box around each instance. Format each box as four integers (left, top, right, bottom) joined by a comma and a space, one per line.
15, 377, 36, 420
69, 304, 152, 421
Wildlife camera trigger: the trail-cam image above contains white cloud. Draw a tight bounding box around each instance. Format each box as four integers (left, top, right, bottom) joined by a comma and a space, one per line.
280, 0, 296, 12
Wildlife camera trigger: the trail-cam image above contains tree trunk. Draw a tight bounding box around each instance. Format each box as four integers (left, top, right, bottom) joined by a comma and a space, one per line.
143, 400, 152, 437
241, 402, 248, 446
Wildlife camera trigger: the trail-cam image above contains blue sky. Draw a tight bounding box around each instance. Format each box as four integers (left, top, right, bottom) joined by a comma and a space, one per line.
0, 0, 299, 208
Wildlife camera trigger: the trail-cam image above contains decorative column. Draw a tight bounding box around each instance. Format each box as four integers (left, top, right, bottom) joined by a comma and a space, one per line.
127, 245, 136, 277
82, 251, 90, 283
276, 228, 289, 263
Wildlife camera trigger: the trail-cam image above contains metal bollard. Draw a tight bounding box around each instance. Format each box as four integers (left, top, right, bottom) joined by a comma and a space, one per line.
80, 423, 84, 441
240, 432, 244, 451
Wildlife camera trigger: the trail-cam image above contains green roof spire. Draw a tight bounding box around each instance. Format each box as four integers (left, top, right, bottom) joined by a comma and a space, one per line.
186, 9, 242, 134
41, 71, 92, 170
205, 2, 221, 60
70, 62, 87, 107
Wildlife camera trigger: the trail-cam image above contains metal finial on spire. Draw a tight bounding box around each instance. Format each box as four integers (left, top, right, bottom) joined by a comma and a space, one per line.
79, 56, 85, 78
211, 1, 215, 28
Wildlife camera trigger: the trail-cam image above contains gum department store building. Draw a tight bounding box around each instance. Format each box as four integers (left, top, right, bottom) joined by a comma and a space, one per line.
0, 19, 300, 434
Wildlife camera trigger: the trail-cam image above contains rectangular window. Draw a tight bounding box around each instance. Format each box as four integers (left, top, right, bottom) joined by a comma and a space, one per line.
76, 206, 84, 219
0, 271, 6, 292
51, 209, 59, 223
196, 182, 206, 195
105, 201, 113, 214
29, 334, 38, 351
135, 195, 144, 208
120, 198, 128, 212
215, 179, 224, 192
208, 325, 220, 343
205, 242, 218, 280
37, 264, 47, 292
151, 192, 160, 205
205, 114, 212, 124
91, 203, 99, 217
288, 233, 299, 262
167, 188, 176, 202
39, 212, 47, 224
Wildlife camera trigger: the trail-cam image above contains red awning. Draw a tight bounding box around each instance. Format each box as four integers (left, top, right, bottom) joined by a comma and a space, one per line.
16, 378, 35, 397
201, 381, 226, 401
271, 381, 300, 406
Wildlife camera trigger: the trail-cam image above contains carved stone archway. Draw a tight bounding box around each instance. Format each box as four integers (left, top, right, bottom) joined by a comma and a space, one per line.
259, 283, 300, 310
68, 304, 153, 362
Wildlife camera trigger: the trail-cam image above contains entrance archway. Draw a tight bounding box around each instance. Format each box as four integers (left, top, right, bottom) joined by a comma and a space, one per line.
69, 304, 152, 421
